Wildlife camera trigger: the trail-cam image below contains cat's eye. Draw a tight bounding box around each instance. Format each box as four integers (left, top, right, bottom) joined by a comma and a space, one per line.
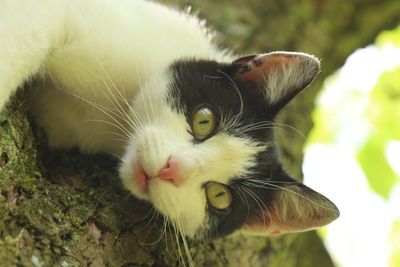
192, 106, 216, 140
206, 182, 232, 210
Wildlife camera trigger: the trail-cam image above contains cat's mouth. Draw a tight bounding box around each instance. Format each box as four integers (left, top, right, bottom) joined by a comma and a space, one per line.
134, 164, 150, 193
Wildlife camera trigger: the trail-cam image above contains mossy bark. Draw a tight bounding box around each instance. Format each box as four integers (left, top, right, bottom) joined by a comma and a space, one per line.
1, 0, 399, 266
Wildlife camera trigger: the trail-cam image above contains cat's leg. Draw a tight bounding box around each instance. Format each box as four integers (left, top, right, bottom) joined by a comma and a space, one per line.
0, 0, 65, 110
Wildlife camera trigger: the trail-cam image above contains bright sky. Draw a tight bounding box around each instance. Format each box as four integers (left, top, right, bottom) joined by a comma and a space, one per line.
303, 44, 400, 267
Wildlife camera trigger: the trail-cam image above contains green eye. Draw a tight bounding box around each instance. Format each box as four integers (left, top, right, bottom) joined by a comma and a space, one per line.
206, 182, 232, 210
192, 106, 216, 140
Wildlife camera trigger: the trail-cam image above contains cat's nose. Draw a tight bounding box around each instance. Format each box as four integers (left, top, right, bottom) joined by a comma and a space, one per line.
156, 156, 182, 186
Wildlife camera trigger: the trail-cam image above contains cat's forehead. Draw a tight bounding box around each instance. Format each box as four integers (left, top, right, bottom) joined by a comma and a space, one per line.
168, 60, 271, 120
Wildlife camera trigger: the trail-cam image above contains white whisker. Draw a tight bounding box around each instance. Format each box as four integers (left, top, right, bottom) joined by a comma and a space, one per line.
175, 219, 193, 267
98, 130, 132, 143
217, 70, 244, 132
140, 69, 156, 122
101, 150, 123, 160
171, 220, 186, 267
241, 186, 272, 227
94, 58, 145, 130
58, 88, 135, 142
245, 179, 336, 211
272, 122, 306, 140
137, 69, 152, 124
85, 119, 132, 139
230, 184, 250, 217
100, 77, 140, 130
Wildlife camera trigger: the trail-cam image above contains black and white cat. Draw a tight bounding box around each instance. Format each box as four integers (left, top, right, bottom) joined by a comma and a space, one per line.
0, 0, 339, 240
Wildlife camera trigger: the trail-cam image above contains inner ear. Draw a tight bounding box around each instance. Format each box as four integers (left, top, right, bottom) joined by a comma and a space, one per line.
243, 178, 339, 236
232, 52, 320, 112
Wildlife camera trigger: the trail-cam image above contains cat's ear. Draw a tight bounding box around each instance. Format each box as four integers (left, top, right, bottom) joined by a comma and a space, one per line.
242, 178, 339, 235
232, 52, 320, 112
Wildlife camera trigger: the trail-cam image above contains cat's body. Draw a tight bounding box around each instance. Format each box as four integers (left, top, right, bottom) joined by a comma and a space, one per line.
0, 0, 339, 240
2, 0, 225, 155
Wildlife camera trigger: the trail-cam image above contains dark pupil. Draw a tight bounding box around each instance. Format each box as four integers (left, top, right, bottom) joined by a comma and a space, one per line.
199, 120, 209, 125
215, 192, 225, 198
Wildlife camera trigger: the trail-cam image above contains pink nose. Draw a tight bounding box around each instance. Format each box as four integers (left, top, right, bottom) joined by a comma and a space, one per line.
157, 156, 182, 186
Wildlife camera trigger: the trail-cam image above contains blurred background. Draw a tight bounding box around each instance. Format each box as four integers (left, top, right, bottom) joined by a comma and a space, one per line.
304, 26, 400, 267
161, 0, 400, 266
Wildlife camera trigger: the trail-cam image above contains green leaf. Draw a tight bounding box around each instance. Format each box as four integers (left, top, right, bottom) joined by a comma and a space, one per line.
390, 221, 400, 267
307, 106, 337, 145
367, 69, 400, 141
376, 25, 400, 48
357, 134, 399, 199
356, 67, 400, 199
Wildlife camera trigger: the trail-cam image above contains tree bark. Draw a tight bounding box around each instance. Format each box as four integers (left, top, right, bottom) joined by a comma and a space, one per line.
1, 0, 399, 266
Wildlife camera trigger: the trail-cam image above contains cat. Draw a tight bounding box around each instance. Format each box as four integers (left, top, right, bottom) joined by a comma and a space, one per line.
0, 0, 339, 241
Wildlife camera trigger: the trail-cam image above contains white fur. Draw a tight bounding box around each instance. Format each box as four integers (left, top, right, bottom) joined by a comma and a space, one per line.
1, 0, 231, 153
0, 0, 263, 237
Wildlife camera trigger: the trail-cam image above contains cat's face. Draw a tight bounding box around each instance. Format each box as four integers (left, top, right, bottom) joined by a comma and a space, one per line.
119, 52, 339, 240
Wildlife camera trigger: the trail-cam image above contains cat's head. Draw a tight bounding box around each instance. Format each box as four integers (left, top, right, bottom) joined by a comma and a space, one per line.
119, 52, 339, 240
